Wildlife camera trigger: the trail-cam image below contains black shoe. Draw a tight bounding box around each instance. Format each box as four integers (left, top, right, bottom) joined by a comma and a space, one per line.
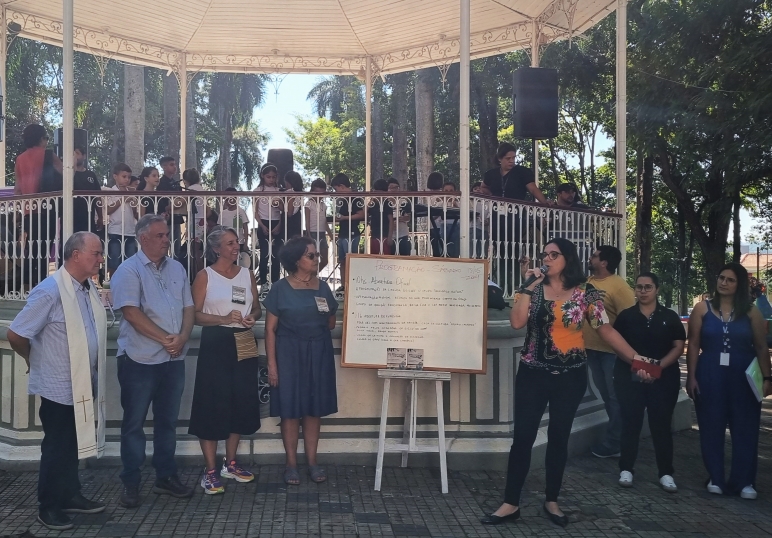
120, 485, 141, 508
62, 493, 106, 514
543, 503, 569, 527
37, 508, 74, 531
480, 509, 520, 525
153, 475, 194, 498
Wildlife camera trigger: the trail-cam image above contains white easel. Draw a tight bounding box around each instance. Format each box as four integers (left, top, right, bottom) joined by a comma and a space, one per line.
374, 369, 451, 494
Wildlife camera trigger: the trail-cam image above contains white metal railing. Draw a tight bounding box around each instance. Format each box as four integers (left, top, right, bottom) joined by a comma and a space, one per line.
0, 190, 622, 300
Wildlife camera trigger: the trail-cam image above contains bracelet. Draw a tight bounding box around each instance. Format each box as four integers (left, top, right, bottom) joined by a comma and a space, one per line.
764, 376, 772, 382
517, 288, 534, 296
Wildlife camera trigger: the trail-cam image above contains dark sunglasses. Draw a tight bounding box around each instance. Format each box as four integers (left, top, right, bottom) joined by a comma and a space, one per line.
303, 252, 320, 260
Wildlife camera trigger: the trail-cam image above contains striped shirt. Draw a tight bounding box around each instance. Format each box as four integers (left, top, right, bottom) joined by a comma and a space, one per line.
112, 249, 193, 364
9, 273, 99, 405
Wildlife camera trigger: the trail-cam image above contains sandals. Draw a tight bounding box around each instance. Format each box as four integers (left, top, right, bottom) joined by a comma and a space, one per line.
308, 465, 327, 483
283, 467, 300, 486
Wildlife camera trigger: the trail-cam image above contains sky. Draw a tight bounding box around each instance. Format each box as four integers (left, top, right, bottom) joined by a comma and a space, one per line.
253, 75, 761, 243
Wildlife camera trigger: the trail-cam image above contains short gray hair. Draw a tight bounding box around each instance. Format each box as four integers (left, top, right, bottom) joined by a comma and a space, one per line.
63, 231, 98, 261
135, 213, 167, 238
205, 225, 239, 262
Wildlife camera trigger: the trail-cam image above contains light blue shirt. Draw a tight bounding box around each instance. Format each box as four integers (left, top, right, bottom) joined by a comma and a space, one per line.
10, 273, 99, 406
112, 249, 193, 364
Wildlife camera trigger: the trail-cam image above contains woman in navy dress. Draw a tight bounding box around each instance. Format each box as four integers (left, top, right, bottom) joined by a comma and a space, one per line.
686, 263, 771, 499
264, 236, 338, 486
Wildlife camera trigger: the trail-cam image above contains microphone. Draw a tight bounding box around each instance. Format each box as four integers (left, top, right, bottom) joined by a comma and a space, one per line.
520, 264, 548, 291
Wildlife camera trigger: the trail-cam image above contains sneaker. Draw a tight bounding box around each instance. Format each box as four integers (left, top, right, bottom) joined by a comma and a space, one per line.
741, 486, 757, 500
221, 458, 255, 483
120, 485, 141, 508
200, 469, 225, 495
37, 508, 73, 531
659, 475, 678, 493
707, 480, 723, 495
154, 475, 194, 498
62, 493, 106, 514
619, 471, 634, 487
592, 445, 621, 458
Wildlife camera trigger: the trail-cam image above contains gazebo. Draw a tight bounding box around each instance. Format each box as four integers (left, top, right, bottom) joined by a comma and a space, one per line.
0, 0, 628, 268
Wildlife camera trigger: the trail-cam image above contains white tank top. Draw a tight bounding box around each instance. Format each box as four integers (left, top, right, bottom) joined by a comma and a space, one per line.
202, 266, 253, 327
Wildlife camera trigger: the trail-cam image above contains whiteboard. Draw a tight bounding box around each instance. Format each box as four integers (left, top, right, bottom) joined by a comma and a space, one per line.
341, 255, 488, 374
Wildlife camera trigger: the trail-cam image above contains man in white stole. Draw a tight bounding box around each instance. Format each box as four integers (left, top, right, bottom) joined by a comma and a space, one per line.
8, 232, 107, 531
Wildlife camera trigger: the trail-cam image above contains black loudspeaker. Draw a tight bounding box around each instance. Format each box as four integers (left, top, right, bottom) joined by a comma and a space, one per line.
513, 68, 559, 139
266, 148, 294, 187
54, 128, 89, 160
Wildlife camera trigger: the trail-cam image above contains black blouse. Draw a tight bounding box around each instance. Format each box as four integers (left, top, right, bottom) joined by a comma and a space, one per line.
613, 303, 686, 364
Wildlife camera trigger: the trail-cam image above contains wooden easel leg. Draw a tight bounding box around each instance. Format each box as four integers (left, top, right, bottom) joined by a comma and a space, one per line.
436, 379, 448, 494
400, 380, 413, 468
374, 378, 391, 491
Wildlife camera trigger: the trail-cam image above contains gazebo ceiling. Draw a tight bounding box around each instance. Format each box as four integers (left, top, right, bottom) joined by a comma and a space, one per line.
2, 0, 615, 75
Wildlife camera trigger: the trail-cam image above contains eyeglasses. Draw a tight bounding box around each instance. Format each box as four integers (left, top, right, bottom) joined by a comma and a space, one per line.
635, 284, 655, 292
717, 275, 737, 284
303, 252, 320, 260
538, 251, 562, 261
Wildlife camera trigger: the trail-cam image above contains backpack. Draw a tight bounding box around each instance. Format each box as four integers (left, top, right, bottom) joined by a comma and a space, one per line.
487, 284, 508, 310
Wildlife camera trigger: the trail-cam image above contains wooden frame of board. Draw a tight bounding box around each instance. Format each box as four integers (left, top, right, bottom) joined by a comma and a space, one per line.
341, 255, 489, 374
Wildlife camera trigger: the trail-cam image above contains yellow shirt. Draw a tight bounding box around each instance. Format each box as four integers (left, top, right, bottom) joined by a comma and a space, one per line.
582, 274, 635, 353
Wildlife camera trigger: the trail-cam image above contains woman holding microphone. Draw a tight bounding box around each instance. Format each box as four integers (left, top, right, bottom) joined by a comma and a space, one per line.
481, 238, 638, 527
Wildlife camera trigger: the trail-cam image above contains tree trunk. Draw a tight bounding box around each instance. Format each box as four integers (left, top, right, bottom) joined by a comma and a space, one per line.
186, 75, 197, 169
391, 73, 410, 187
414, 69, 434, 191
472, 71, 498, 182
123, 64, 145, 174
372, 79, 384, 184
163, 73, 180, 161
635, 154, 653, 274
214, 103, 232, 190
732, 192, 742, 262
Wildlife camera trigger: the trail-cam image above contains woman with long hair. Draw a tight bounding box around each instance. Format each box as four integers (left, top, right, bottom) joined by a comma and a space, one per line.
283, 171, 304, 240
613, 272, 686, 492
189, 226, 262, 494
136, 166, 161, 217
686, 263, 771, 499
253, 163, 283, 284
481, 237, 637, 528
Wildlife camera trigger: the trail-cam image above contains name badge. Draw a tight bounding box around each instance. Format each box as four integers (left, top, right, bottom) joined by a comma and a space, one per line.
720, 352, 730, 366
232, 286, 246, 305
315, 296, 329, 313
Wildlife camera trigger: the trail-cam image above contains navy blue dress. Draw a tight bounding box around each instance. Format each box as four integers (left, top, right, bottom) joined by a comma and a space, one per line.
263, 278, 338, 419
695, 301, 761, 493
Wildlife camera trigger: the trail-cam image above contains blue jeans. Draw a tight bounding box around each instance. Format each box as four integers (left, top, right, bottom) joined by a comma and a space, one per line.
587, 349, 621, 451
117, 355, 185, 487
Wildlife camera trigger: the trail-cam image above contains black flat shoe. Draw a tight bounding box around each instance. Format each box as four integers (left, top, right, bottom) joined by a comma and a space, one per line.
62, 493, 106, 514
480, 509, 520, 525
543, 503, 568, 527
37, 508, 73, 531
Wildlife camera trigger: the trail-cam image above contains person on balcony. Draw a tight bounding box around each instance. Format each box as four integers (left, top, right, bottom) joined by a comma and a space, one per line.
157, 156, 186, 265
105, 163, 139, 277
112, 214, 195, 508
483, 142, 551, 293
585, 245, 635, 459
72, 146, 103, 234
554, 182, 588, 209
387, 177, 412, 256
330, 173, 364, 290
284, 171, 305, 240
189, 226, 262, 495
305, 179, 333, 271
265, 237, 338, 485
368, 178, 394, 255
137, 166, 161, 217
253, 163, 284, 285
7, 232, 107, 532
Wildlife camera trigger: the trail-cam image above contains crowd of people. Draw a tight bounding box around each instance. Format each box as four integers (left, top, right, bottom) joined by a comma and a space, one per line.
8, 124, 772, 532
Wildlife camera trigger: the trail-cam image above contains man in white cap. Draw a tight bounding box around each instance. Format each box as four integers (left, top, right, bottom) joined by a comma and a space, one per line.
8, 232, 108, 531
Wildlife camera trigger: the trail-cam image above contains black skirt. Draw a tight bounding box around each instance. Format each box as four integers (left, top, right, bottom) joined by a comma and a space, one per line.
189, 326, 261, 440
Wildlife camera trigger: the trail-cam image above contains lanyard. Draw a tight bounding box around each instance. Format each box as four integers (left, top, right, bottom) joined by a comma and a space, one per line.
718, 307, 734, 354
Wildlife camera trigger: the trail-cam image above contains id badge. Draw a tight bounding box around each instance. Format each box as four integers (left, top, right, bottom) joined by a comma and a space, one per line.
720, 352, 730, 366
232, 286, 246, 305
315, 296, 329, 313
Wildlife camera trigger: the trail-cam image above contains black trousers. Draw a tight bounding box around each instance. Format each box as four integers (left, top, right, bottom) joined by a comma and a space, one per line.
38, 397, 81, 511
504, 364, 587, 504
614, 360, 680, 477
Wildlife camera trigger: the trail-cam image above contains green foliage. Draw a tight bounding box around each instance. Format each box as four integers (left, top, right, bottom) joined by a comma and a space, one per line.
285, 116, 364, 184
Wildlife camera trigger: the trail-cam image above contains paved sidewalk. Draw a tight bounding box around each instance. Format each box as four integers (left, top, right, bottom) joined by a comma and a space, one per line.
1, 412, 771, 538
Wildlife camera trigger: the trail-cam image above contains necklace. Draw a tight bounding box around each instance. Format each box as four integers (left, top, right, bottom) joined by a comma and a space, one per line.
290, 273, 313, 287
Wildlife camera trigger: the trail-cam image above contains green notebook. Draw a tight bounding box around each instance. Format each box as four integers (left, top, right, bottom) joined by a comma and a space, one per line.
745, 358, 763, 402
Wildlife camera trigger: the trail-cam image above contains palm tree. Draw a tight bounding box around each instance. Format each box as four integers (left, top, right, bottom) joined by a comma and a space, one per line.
230, 121, 269, 190
307, 76, 363, 122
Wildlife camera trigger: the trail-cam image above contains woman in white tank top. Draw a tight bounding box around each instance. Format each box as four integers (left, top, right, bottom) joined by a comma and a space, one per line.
188, 226, 262, 495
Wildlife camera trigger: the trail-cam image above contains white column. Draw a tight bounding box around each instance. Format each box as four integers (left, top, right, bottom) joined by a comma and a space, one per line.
616, 0, 627, 278
0, 7, 6, 187
179, 53, 187, 173
531, 20, 540, 184
62, 0, 74, 241
365, 57, 372, 191
458, 0, 470, 259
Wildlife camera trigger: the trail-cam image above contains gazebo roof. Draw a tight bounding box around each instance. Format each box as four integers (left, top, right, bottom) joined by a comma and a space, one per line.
3, 0, 615, 75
